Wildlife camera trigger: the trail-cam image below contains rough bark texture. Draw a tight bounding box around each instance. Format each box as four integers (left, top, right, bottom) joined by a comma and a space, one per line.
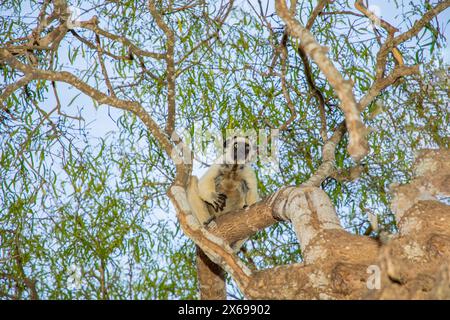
367, 149, 450, 299
196, 246, 226, 300
189, 148, 450, 299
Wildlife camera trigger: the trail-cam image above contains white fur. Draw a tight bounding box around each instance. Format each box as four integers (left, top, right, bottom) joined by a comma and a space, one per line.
187, 136, 259, 250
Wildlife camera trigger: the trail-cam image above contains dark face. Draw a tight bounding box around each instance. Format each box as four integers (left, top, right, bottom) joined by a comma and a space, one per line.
232, 141, 250, 162
224, 136, 251, 163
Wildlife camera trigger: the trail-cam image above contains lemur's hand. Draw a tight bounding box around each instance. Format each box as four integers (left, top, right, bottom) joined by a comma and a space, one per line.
204, 192, 227, 212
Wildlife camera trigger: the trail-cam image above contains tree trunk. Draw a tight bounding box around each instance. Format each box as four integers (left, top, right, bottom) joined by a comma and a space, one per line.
196, 246, 226, 300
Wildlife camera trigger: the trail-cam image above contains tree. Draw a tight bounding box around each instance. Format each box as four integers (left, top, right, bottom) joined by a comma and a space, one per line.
0, 0, 449, 300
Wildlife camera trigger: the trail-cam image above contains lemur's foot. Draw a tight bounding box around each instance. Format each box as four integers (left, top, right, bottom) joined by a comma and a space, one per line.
203, 216, 216, 227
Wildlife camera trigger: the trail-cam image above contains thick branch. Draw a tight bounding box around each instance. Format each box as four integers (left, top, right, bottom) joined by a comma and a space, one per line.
354, 0, 398, 34
355, 0, 404, 66
392, 1, 450, 47
168, 185, 253, 293
374, 1, 449, 80
208, 185, 343, 262
0, 48, 174, 162
302, 122, 346, 187
0, 74, 33, 107
358, 65, 420, 111
208, 201, 277, 246
196, 246, 226, 299
305, 0, 329, 30
275, 0, 368, 161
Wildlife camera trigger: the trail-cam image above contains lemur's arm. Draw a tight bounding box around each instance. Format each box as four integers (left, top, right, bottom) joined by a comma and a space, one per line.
243, 166, 259, 205
186, 176, 211, 224
197, 164, 219, 201
198, 164, 227, 212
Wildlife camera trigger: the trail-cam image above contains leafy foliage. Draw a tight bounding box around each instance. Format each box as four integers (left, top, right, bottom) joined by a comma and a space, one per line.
0, 0, 448, 299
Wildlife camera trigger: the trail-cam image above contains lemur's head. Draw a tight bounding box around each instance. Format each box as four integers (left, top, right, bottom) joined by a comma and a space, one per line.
223, 136, 256, 164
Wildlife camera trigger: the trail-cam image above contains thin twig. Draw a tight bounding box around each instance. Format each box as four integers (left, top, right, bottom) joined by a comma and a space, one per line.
95, 34, 116, 97
51, 81, 84, 120
278, 33, 297, 131
148, 0, 176, 136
